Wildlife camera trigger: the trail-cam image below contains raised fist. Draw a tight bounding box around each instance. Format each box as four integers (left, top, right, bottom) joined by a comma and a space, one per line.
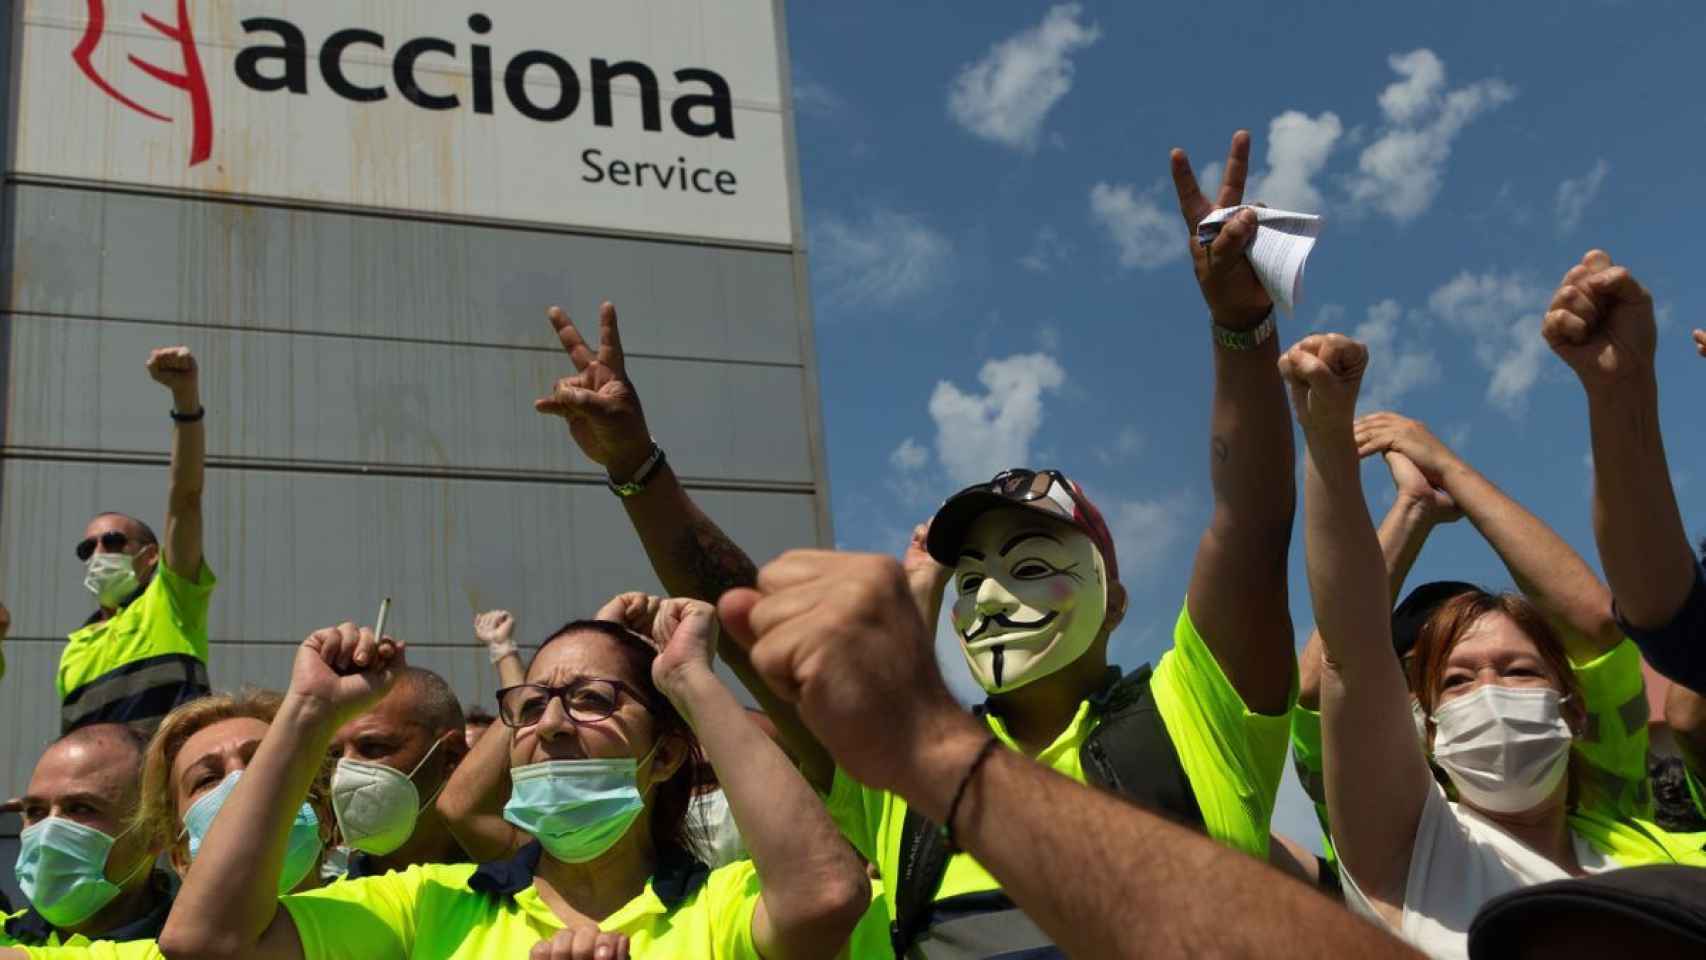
1278, 334, 1368, 433
529, 926, 629, 960
1170, 130, 1274, 331
290, 623, 405, 727
146, 346, 199, 405
473, 610, 516, 650
649, 598, 719, 698
718, 551, 961, 794
902, 522, 951, 605
593, 592, 664, 635
1541, 250, 1656, 390
534, 302, 655, 481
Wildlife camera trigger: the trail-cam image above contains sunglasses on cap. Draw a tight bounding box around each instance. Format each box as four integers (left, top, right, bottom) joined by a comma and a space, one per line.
75, 531, 133, 562
967, 469, 1076, 512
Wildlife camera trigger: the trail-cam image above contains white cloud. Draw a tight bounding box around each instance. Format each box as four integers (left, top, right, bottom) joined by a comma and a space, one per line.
1347, 50, 1516, 223
812, 209, 951, 310
890, 437, 929, 472
1248, 110, 1343, 212
1313, 303, 1346, 331
1096, 426, 1145, 466
1107, 492, 1194, 582
1089, 181, 1184, 270
1426, 271, 1548, 413
1353, 298, 1441, 411
1555, 159, 1609, 234
1019, 226, 1072, 273
791, 69, 843, 118
947, 4, 1101, 151
928, 353, 1067, 486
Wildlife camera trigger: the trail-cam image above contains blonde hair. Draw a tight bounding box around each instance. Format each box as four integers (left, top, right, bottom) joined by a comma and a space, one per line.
133, 689, 335, 854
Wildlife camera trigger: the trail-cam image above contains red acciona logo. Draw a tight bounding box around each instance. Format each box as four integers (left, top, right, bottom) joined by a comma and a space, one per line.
72, 0, 213, 166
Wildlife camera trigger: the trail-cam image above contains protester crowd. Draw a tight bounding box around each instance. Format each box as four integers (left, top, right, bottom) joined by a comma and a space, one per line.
2, 129, 1705, 959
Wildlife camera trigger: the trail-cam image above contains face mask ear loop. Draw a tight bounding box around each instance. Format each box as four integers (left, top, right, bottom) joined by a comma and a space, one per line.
404, 730, 455, 781
634, 736, 668, 797
406, 731, 459, 814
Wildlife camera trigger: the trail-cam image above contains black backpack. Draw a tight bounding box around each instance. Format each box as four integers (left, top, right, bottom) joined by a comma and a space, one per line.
888, 665, 1205, 958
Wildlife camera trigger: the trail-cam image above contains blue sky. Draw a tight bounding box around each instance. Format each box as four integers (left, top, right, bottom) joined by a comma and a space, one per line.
787, 0, 1706, 848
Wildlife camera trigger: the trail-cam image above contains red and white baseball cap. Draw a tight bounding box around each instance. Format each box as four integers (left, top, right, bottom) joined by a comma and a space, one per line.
926, 469, 1120, 583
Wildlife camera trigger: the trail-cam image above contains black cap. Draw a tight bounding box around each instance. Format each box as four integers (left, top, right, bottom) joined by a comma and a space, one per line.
1468, 865, 1706, 959
1390, 580, 1481, 661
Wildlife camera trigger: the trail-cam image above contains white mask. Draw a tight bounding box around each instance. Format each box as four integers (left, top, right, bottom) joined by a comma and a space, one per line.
83, 552, 139, 608
685, 788, 746, 868
950, 511, 1109, 694
330, 734, 451, 856
1411, 697, 1429, 744
1431, 685, 1574, 814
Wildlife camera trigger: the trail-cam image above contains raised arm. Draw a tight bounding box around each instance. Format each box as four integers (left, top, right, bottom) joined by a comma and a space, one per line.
146, 347, 206, 578
1544, 252, 1693, 635
1355, 412, 1621, 662
719, 551, 1419, 960
436, 610, 530, 862
533, 302, 833, 789
650, 599, 867, 959
1171, 131, 1297, 715
1279, 335, 1433, 917
1298, 452, 1458, 710
160, 624, 404, 960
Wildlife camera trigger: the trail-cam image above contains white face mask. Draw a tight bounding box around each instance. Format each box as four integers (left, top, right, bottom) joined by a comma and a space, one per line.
950, 512, 1109, 694
685, 788, 746, 868
1411, 697, 1429, 745
331, 734, 451, 856
1430, 685, 1574, 814
83, 552, 139, 608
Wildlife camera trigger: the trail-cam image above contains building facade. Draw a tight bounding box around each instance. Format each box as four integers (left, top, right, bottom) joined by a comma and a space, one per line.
0, 0, 825, 896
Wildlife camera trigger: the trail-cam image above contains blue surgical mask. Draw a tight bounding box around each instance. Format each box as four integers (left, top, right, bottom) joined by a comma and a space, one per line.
503, 743, 659, 864
15, 817, 149, 927
182, 771, 323, 894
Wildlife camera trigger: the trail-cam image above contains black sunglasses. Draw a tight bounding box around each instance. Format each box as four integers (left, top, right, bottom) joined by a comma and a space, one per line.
75, 531, 130, 563
955, 469, 1074, 509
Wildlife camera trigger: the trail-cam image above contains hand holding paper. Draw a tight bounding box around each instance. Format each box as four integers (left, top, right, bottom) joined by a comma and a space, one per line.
1197, 205, 1322, 316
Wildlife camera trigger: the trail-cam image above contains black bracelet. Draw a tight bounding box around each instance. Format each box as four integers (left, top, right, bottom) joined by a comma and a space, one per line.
170, 406, 205, 423
944, 737, 1002, 852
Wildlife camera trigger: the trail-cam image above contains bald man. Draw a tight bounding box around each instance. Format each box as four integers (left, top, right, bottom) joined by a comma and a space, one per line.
328, 667, 470, 877
3, 725, 170, 949
60, 347, 215, 735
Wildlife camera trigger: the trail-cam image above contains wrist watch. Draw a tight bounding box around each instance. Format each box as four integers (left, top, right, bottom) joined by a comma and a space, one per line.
1211, 309, 1276, 351
608, 443, 666, 498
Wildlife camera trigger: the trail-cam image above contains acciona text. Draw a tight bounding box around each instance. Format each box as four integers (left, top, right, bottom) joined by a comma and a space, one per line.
235, 13, 743, 194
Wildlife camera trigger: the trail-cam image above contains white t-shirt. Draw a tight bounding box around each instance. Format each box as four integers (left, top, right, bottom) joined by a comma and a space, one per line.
1341, 782, 1617, 960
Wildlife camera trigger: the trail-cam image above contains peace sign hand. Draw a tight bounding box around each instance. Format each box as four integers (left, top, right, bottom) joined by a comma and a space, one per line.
534, 302, 655, 480
1170, 130, 1273, 330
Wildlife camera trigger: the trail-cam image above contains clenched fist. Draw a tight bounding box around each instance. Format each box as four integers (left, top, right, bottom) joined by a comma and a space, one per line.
718, 551, 961, 795
1278, 334, 1368, 434
290, 623, 406, 728
146, 346, 200, 409
529, 926, 629, 960
534, 302, 655, 481
1542, 250, 1656, 391
648, 598, 719, 699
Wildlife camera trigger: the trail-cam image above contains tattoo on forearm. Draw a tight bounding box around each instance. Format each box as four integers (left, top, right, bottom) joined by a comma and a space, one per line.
1212, 436, 1230, 465
673, 514, 758, 600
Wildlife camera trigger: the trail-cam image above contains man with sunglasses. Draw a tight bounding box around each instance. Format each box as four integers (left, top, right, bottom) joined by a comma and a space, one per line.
536, 131, 1301, 956
59, 346, 215, 736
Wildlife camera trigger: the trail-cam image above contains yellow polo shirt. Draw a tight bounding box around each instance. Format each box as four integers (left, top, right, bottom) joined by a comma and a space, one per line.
57, 561, 215, 734
19, 943, 162, 959
826, 601, 1292, 947
280, 854, 761, 959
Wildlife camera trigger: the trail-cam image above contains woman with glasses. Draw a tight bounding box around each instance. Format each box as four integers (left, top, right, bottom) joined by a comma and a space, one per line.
157, 601, 869, 960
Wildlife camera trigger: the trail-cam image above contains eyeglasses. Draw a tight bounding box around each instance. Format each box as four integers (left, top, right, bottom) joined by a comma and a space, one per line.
955, 469, 1076, 513
496, 678, 655, 729
75, 531, 130, 562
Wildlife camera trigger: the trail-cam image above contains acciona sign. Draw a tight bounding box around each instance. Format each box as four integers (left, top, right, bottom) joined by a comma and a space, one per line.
16, 0, 795, 245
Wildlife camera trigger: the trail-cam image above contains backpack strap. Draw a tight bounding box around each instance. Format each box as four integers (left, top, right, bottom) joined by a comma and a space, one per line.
890, 804, 953, 957
1081, 664, 1204, 828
